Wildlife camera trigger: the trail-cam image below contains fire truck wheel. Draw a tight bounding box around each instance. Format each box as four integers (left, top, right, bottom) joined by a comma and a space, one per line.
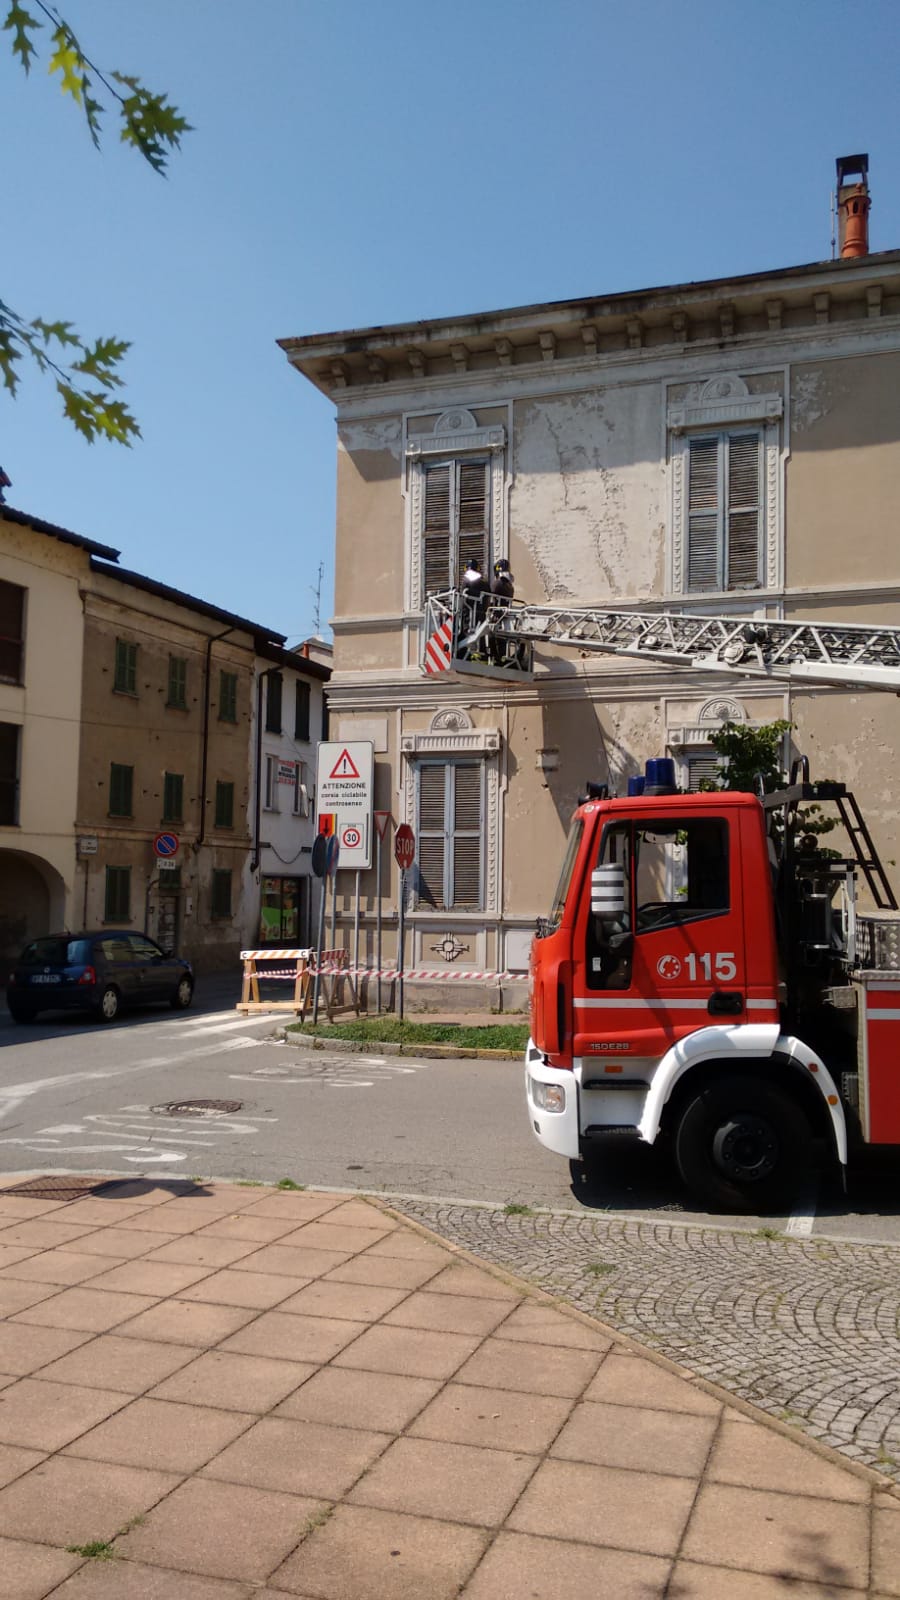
674, 1074, 811, 1213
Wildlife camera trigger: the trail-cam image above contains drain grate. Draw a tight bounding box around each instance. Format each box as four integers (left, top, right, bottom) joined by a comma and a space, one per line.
152, 1099, 243, 1118
0, 1175, 116, 1201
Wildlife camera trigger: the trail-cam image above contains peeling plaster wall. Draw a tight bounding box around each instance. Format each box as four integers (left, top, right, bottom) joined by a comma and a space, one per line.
787, 353, 900, 590
511, 387, 665, 603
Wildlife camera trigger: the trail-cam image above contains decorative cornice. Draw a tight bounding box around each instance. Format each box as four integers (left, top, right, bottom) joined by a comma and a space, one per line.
667, 373, 783, 433
400, 729, 501, 755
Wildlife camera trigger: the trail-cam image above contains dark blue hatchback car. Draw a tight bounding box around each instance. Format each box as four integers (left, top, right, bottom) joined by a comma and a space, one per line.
6, 931, 194, 1024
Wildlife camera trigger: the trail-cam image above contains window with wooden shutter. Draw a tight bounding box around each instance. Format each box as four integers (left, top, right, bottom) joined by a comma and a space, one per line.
686, 754, 721, 792
0, 581, 25, 682
415, 761, 483, 910
421, 459, 490, 603
687, 431, 762, 593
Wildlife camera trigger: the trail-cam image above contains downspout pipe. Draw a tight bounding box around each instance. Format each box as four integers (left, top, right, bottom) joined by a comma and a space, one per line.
198, 627, 236, 849
250, 668, 272, 874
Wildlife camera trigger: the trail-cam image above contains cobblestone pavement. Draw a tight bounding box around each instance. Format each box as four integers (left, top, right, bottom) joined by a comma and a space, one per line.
388, 1197, 900, 1482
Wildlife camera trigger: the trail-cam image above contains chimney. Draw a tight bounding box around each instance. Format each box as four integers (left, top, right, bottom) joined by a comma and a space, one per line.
836, 153, 870, 258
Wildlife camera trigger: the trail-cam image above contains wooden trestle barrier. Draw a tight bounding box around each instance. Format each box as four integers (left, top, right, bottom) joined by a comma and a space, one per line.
236, 949, 360, 1020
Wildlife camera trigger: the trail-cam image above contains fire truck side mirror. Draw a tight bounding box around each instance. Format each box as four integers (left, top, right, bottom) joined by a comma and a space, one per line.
591, 864, 626, 918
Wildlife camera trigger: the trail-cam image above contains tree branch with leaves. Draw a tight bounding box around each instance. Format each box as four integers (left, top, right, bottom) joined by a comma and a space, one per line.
2, 0, 191, 443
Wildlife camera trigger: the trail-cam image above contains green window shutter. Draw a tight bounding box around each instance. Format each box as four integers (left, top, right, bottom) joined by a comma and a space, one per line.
167, 656, 187, 708
104, 866, 131, 920
215, 780, 234, 829
294, 681, 310, 742
687, 436, 721, 592
162, 772, 183, 822
726, 432, 762, 589
219, 671, 238, 722
114, 639, 137, 694
109, 763, 134, 817
211, 869, 232, 918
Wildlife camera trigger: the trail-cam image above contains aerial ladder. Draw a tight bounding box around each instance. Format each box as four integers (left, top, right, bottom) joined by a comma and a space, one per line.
422, 589, 900, 693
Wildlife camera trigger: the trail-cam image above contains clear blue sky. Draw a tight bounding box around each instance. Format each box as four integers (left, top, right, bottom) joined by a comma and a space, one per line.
4, 0, 899, 642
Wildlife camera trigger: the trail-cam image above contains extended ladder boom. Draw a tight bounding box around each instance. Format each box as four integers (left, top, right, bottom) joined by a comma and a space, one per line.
422, 591, 900, 691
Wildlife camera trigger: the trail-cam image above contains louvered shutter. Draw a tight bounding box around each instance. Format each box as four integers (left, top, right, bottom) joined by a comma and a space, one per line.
456, 461, 489, 580
726, 433, 762, 589
423, 465, 451, 594
687, 754, 721, 792
687, 437, 720, 592
451, 764, 482, 909
417, 765, 447, 908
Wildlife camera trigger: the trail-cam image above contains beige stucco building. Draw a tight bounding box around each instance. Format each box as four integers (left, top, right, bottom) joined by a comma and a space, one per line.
0, 508, 118, 959
280, 236, 900, 988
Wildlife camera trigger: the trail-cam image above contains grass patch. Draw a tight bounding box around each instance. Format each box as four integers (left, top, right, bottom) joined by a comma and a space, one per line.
753, 1227, 784, 1241
67, 1540, 116, 1560
276, 1178, 306, 1191
586, 1261, 616, 1276
236, 1179, 264, 1187
288, 1018, 529, 1052
503, 1202, 534, 1216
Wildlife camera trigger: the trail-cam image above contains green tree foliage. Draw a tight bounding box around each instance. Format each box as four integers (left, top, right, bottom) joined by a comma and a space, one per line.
702, 718, 836, 844
2, 1, 191, 443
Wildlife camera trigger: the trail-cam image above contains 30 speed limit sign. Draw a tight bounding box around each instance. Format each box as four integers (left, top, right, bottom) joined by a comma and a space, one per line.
341, 825, 362, 850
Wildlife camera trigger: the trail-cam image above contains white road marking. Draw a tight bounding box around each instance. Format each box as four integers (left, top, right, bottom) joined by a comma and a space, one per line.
0, 1102, 280, 1162
785, 1195, 817, 1236
164, 1017, 276, 1036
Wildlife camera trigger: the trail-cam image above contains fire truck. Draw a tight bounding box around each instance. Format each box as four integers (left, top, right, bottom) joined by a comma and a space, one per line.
422, 590, 900, 1210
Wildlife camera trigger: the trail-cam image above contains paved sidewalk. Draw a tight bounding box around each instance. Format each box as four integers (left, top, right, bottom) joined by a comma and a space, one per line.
0, 1179, 896, 1599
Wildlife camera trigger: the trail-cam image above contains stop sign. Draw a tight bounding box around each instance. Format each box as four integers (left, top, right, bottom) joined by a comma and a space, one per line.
394, 824, 415, 870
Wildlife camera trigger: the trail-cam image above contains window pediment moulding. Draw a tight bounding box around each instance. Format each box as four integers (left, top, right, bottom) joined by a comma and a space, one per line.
401, 729, 501, 756
406, 408, 506, 458
667, 374, 783, 434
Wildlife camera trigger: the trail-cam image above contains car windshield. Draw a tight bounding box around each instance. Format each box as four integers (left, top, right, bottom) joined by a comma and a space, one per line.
544, 818, 585, 933
19, 937, 91, 966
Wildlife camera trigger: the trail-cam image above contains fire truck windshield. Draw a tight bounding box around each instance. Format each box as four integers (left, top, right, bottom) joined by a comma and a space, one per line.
544, 818, 584, 933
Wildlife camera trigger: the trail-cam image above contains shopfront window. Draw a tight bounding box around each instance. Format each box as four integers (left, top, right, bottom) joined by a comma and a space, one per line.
260, 875, 303, 943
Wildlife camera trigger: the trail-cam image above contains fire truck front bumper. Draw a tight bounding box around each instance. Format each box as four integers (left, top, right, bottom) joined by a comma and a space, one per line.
524, 1040, 581, 1159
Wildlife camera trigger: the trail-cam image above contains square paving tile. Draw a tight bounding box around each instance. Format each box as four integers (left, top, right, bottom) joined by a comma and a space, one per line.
332, 1325, 480, 1381
150, 1349, 316, 1412
0, 1535, 80, 1599
117, 1477, 329, 1582
244, 1194, 345, 1223
276, 1279, 408, 1323
113, 1298, 258, 1347
0, 1196, 67, 1216
0, 1219, 97, 1249
584, 1353, 723, 1416
383, 1291, 514, 1337
461, 1530, 671, 1599
271, 1503, 487, 1600
145, 1236, 261, 1270
680, 1482, 870, 1587
551, 1399, 718, 1477
56, 1228, 178, 1259
115, 1206, 218, 1236
180, 1269, 305, 1310
0, 1277, 61, 1316
275, 1368, 439, 1433
203, 1415, 388, 1497
278, 1221, 395, 1255
510, 1458, 695, 1555
0, 1454, 179, 1546
13, 1284, 158, 1333
0, 1444, 46, 1491
349, 1436, 536, 1527
231, 1243, 353, 1279
0, 1246, 40, 1271
85, 1259, 215, 1297
49, 1199, 145, 1227
362, 1235, 450, 1265
222, 1311, 366, 1365
65, 1395, 255, 1472
409, 1382, 572, 1454
494, 1300, 613, 1350
37, 1333, 198, 1394
0, 1377, 128, 1450
666, 1562, 868, 1598
707, 1418, 870, 1503
47, 1562, 253, 1599
454, 1337, 603, 1398
196, 1213, 302, 1244
0, 1322, 90, 1375
873, 1496, 900, 1598
409, 1264, 519, 1301
316, 1201, 399, 1231
1, 1248, 126, 1284
325, 1255, 444, 1291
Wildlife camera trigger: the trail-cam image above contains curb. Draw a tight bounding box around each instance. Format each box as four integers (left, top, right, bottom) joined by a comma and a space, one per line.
276, 1028, 522, 1061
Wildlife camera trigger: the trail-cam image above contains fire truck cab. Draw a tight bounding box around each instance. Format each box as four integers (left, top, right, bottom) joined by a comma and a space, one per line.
526, 763, 900, 1211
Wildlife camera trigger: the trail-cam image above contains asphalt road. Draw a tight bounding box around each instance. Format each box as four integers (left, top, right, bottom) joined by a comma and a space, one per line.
2, 990, 900, 1244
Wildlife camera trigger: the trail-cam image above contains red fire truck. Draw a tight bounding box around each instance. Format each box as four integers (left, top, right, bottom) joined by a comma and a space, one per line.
422, 592, 900, 1210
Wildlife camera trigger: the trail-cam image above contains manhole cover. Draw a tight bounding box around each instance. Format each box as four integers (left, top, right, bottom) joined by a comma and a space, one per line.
152, 1099, 244, 1118
0, 1175, 115, 1200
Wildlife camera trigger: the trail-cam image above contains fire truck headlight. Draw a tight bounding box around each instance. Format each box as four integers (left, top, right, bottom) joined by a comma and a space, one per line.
531, 1078, 566, 1113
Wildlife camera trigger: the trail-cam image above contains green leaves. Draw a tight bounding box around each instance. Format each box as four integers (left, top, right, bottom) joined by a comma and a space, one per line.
3, 1, 191, 443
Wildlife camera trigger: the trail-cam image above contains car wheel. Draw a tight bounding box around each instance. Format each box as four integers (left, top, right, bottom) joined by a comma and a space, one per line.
96, 985, 120, 1023
673, 1073, 810, 1213
7, 999, 37, 1024
170, 975, 194, 1010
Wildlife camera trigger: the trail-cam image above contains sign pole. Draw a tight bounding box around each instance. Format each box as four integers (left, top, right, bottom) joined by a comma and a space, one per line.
353, 871, 361, 1010
376, 833, 383, 1015
330, 869, 338, 957
398, 868, 405, 1023
312, 876, 326, 1026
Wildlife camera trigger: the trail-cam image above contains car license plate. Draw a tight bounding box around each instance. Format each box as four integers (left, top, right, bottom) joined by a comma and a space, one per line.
31, 974, 61, 984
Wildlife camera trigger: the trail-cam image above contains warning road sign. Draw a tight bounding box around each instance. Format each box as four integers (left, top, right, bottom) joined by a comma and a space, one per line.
315, 741, 374, 871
